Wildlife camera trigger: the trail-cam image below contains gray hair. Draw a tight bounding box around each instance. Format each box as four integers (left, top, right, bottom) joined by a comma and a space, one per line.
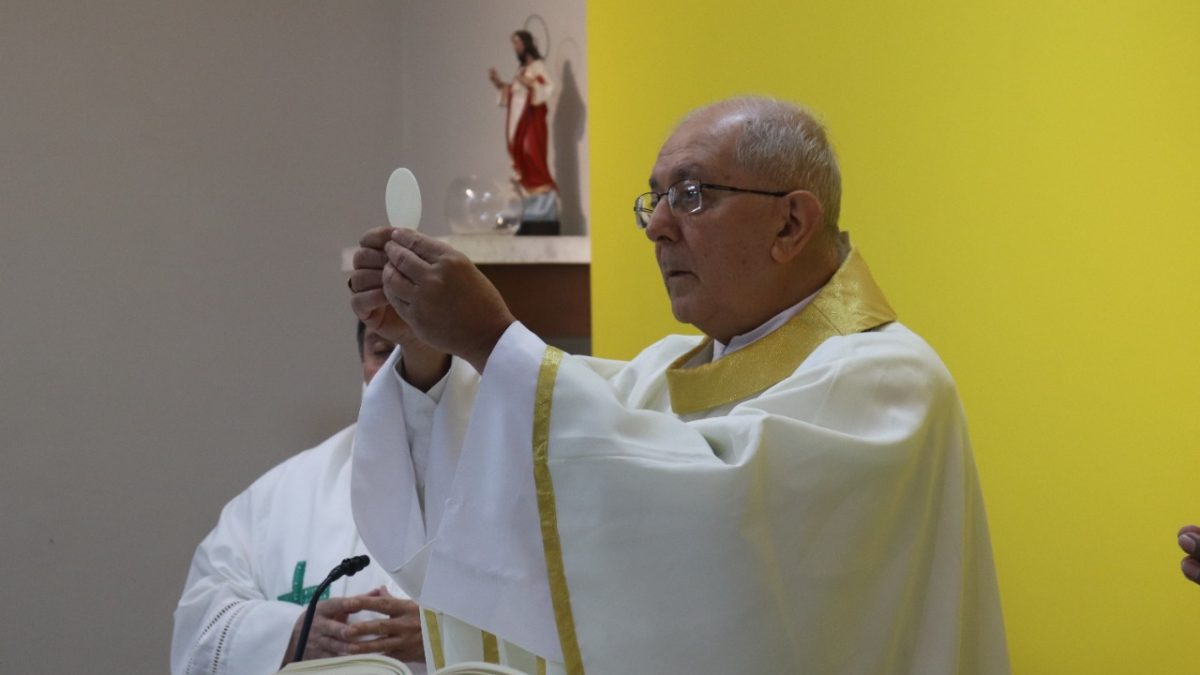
684, 96, 842, 233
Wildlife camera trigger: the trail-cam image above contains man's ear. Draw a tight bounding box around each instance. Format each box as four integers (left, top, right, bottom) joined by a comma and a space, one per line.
770, 190, 823, 263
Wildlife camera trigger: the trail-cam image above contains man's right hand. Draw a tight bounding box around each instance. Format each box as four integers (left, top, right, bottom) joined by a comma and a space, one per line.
351, 227, 415, 345
282, 596, 372, 665
351, 227, 449, 391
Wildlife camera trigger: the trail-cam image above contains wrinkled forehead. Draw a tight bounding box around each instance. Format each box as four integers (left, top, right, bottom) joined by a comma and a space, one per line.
650, 112, 743, 189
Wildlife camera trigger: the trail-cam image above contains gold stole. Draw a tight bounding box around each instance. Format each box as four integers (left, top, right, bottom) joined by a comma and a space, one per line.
667, 248, 896, 415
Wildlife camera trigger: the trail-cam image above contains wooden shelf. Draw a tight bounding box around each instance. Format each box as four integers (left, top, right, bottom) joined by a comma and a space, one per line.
477, 262, 590, 338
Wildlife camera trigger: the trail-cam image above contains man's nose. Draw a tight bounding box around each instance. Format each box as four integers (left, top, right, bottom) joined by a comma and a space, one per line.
643, 200, 679, 243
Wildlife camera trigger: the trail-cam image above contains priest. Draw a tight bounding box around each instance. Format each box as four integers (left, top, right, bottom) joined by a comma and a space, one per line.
171, 324, 425, 675
348, 96, 1010, 674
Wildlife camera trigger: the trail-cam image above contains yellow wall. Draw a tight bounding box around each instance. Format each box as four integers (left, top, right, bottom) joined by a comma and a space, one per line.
588, 2, 1200, 672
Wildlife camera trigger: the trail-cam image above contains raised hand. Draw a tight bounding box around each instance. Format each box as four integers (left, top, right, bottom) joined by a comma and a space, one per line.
351, 227, 450, 390
382, 229, 515, 374
350, 227, 413, 344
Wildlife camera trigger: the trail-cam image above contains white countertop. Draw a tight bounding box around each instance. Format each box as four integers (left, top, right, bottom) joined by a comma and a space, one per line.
341, 235, 589, 270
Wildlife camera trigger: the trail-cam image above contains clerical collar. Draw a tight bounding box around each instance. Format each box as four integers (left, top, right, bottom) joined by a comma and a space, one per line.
665, 247, 896, 415
712, 292, 820, 361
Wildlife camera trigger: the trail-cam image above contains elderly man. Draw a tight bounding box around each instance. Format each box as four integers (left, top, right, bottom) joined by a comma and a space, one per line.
349, 96, 1010, 674
171, 323, 425, 675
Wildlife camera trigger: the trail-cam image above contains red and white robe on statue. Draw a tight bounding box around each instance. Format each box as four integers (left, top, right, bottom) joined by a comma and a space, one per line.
500, 59, 556, 193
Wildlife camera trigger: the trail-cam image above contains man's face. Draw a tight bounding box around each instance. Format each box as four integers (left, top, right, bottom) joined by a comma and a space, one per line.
644, 111, 784, 340
360, 328, 396, 385
511, 34, 525, 58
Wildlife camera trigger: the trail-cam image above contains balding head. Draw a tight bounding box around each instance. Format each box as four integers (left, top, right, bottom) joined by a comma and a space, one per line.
680, 97, 842, 235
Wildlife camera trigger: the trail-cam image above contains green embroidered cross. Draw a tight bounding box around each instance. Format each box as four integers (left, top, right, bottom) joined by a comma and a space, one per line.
277, 561, 331, 605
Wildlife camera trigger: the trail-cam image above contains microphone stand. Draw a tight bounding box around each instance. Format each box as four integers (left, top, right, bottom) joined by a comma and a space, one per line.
292, 555, 371, 663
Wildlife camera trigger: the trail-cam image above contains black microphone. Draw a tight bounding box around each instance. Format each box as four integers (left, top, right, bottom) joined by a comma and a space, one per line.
292, 555, 371, 663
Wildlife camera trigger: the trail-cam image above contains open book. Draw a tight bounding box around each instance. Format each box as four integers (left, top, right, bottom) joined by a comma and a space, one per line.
278, 654, 412, 675
279, 655, 530, 675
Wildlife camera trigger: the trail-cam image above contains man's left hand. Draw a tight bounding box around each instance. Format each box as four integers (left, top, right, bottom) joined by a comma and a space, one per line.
382, 229, 515, 373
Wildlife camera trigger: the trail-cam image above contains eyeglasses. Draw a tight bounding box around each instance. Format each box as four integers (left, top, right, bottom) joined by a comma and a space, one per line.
632, 179, 789, 229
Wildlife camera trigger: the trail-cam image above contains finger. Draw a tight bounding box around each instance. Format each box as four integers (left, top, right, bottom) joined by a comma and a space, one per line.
315, 615, 359, 640
345, 634, 424, 657
1183, 556, 1200, 583
1179, 530, 1200, 558
360, 226, 398, 249
344, 621, 383, 641
353, 246, 389, 270
319, 596, 366, 618
344, 618, 387, 639
349, 269, 383, 293
314, 632, 355, 657
345, 615, 421, 639
304, 616, 354, 657
351, 289, 391, 322
384, 241, 435, 285
382, 263, 419, 308
302, 642, 334, 661
391, 228, 455, 264
352, 595, 419, 617
363, 586, 393, 599
313, 598, 345, 618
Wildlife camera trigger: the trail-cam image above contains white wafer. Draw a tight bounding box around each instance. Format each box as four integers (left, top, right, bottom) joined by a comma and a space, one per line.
385, 168, 422, 230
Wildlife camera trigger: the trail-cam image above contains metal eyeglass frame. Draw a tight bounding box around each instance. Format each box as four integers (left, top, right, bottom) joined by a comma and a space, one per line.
633, 178, 789, 229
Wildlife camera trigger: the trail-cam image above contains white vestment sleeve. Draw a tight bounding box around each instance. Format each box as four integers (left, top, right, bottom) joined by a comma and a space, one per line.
171, 491, 302, 675
352, 347, 430, 595
352, 346, 481, 598
417, 322, 561, 661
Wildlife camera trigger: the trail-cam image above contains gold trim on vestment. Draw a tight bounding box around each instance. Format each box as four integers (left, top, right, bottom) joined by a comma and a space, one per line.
481, 631, 500, 664
532, 347, 585, 675
423, 609, 445, 670
666, 248, 896, 415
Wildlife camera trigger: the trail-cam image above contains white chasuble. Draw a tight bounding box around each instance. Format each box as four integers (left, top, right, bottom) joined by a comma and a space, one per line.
351, 249, 1010, 674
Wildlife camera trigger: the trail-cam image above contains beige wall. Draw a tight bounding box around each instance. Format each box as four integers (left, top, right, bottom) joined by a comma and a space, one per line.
0, 2, 583, 671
